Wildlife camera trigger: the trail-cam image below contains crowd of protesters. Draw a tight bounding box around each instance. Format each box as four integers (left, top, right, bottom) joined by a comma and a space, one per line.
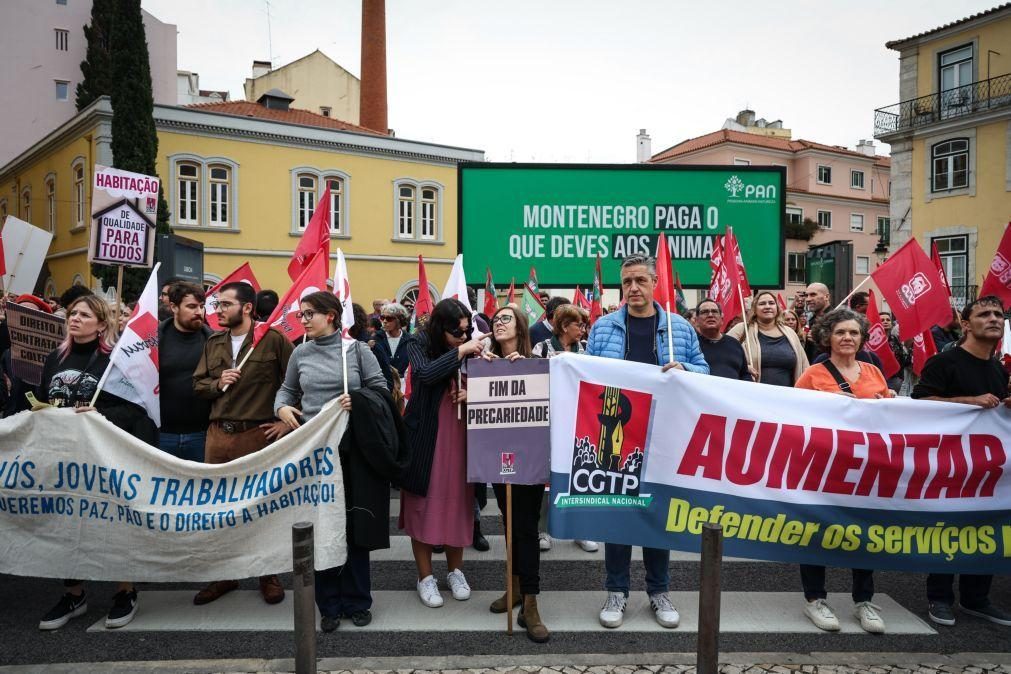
1, 252, 1009, 641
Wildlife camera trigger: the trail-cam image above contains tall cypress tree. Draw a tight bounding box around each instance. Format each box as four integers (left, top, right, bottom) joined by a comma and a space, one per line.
91, 0, 172, 299
76, 0, 115, 111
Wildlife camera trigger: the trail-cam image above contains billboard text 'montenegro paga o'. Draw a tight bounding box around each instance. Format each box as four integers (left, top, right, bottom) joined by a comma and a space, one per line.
460, 164, 785, 288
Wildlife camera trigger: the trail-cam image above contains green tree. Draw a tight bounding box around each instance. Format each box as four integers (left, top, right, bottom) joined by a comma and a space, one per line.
89, 0, 172, 300
76, 0, 115, 111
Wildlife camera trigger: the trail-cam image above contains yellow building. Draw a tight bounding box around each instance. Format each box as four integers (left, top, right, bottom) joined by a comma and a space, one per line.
874, 4, 1011, 308
243, 51, 361, 124
0, 94, 484, 305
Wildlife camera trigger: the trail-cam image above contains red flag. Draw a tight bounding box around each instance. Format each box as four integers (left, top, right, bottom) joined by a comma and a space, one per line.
870, 238, 953, 341
483, 267, 499, 317
979, 222, 1011, 306
506, 278, 516, 305
528, 266, 539, 294
205, 262, 261, 331
865, 290, 901, 379
573, 285, 591, 310
724, 227, 752, 298
911, 328, 937, 376
288, 184, 331, 281
589, 255, 603, 324
708, 235, 724, 299
256, 249, 329, 345
654, 233, 677, 312
714, 232, 744, 330
930, 241, 952, 298
414, 255, 434, 318
776, 292, 787, 311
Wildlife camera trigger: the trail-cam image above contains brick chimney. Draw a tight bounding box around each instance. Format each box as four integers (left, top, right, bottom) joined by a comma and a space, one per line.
360, 0, 388, 134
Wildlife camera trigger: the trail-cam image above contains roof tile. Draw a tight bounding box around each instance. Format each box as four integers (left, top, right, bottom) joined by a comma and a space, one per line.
650, 129, 889, 164
183, 101, 384, 135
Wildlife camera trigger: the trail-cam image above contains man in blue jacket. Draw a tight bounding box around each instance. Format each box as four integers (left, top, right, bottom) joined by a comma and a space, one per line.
585, 254, 709, 630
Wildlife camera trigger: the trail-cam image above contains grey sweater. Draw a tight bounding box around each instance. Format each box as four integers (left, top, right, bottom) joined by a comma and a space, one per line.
273, 331, 387, 422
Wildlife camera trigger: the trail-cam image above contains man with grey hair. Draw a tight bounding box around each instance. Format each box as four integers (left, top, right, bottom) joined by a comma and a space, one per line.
374, 302, 414, 377
585, 254, 708, 630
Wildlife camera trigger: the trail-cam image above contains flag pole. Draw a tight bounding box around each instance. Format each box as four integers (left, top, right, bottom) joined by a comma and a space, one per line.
736, 286, 755, 369
457, 369, 463, 420
833, 276, 872, 311
220, 341, 257, 393
342, 336, 350, 397
665, 300, 674, 365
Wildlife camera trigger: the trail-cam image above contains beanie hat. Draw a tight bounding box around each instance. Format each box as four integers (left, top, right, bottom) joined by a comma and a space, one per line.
14, 294, 53, 313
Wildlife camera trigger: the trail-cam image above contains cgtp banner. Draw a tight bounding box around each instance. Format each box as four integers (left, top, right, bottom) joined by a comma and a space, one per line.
0, 402, 348, 581
548, 354, 1011, 574
5, 302, 65, 386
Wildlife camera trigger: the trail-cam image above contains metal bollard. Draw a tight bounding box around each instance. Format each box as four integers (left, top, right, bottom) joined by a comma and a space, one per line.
697, 522, 723, 674
292, 522, 316, 674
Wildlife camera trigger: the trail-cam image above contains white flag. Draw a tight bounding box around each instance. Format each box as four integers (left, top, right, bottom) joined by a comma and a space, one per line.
443, 254, 475, 315
333, 248, 355, 338
1002, 319, 1011, 362
94, 263, 161, 426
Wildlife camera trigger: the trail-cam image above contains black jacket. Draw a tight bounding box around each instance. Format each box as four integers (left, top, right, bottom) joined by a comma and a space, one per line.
373, 330, 415, 377
343, 387, 411, 550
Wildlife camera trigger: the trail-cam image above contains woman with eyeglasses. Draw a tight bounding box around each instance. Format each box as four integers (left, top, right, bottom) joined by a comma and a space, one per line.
399, 298, 485, 608
274, 291, 388, 632
530, 303, 585, 358
727, 290, 809, 386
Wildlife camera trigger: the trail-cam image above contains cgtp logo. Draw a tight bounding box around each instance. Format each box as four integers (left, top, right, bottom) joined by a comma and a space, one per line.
991, 253, 1011, 286
898, 272, 932, 309
867, 324, 887, 349
145, 196, 157, 214
500, 452, 516, 476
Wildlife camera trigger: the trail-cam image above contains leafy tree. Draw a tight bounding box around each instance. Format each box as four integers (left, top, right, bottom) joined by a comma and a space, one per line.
76, 0, 115, 111
785, 217, 821, 241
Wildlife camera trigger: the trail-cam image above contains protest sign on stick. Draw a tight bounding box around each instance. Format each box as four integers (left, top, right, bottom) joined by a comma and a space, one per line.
5, 303, 66, 386
1, 217, 53, 296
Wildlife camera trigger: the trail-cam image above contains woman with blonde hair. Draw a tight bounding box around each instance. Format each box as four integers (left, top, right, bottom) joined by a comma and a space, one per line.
727, 290, 808, 386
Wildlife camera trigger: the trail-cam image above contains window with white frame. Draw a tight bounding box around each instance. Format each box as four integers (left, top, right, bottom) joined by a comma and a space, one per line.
817, 210, 831, 229
21, 187, 31, 224
787, 252, 806, 284
420, 187, 438, 240
325, 176, 344, 235
393, 181, 443, 242
786, 207, 802, 226
297, 174, 317, 230
55, 29, 68, 50
850, 170, 864, 189
397, 185, 415, 239
817, 165, 832, 184
55, 80, 68, 101
931, 138, 969, 191
72, 160, 85, 228
288, 168, 348, 235
733, 158, 751, 166
45, 176, 56, 232
208, 165, 230, 226
320, 106, 331, 117
850, 213, 864, 232
177, 163, 199, 225
933, 235, 968, 295
855, 256, 870, 275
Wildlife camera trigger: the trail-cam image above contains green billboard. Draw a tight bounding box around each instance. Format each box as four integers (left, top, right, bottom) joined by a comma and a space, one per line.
459, 164, 785, 288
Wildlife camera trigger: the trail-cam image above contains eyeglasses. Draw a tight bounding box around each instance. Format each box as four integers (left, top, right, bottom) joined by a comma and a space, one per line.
381, 315, 397, 322
491, 314, 514, 325
697, 309, 721, 316
446, 326, 473, 339
212, 300, 237, 310
295, 310, 317, 321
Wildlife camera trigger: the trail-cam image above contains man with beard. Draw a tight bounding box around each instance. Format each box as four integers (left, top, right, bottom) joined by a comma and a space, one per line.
804, 282, 832, 361
158, 282, 213, 462
192, 281, 293, 606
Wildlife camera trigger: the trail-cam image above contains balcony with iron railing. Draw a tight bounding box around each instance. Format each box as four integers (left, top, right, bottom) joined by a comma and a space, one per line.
874, 72, 1011, 138
949, 284, 979, 311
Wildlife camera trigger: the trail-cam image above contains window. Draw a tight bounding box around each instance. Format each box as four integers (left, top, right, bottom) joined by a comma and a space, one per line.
72, 160, 85, 228
45, 176, 56, 232
207, 165, 230, 226
420, 188, 438, 240
397, 185, 415, 238
933, 235, 968, 299
393, 180, 444, 242
931, 138, 969, 191
786, 207, 802, 226
56, 0, 67, 4
817, 210, 832, 229
817, 165, 832, 184
55, 29, 68, 50
319, 106, 331, 117
939, 44, 972, 93
297, 174, 317, 230
850, 170, 864, 189
876, 216, 890, 246
21, 187, 31, 224
850, 213, 864, 232
788, 252, 806, 284
733, 158, 751, 166
855, 256, 870, 275
326, 177, 344, 235
55, 80, 68, 100
177, 163, 199, 224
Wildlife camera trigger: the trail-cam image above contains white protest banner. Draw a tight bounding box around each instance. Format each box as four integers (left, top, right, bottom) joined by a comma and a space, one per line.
0, 216, 54, 296
0, 402, 347, 581
548, 354, 1011, 574
5, 303, 66, 386
88, 164, 159, 268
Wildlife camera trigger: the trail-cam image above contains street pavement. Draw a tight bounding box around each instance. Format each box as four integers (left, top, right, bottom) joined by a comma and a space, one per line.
1, 489, 1008, 669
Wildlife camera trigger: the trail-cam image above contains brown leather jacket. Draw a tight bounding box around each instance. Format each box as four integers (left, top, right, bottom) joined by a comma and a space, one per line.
193, 327, 294, 421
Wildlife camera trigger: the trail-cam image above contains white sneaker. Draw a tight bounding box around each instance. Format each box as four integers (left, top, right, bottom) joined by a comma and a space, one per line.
854, 601, 885, 633
446, 568, 471, 601
649, 592, 680, 628
576, 539, 599, 552
804, 598, 840, 631
598, 591, 626, 628
538, 533, 552, 551
416, 575, 443, 608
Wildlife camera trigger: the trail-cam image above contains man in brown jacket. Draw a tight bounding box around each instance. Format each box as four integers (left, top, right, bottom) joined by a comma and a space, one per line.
192, 281, 294, 606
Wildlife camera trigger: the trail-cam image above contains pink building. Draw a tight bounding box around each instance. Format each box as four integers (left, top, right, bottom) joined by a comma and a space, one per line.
0, 1, 178, 165
650, 120, 891, 306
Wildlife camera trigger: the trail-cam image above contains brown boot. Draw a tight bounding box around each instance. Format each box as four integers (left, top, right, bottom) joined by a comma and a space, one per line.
258, 575, 285, 604
193, 580, 239, 605
517, 594, 550, 643
489, 576, 522, 613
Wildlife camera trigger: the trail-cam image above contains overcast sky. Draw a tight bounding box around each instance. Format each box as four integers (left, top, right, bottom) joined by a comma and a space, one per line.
141, 0, 999, 162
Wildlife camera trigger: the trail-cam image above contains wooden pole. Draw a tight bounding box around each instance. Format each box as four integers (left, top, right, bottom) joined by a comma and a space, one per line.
291, 522, 317, 674
833, 275, 872, 311
736, 286, 755, 369
220, 343, 255, 393
665, 300, 674, 365
341, 337, 349, 396
505, 482, 513, 635
115, 265, 124, 333
697, 523, 723, 674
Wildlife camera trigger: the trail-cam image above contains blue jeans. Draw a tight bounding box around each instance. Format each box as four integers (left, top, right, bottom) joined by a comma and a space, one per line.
604, 543, 670, 596
158, 431, 207, 462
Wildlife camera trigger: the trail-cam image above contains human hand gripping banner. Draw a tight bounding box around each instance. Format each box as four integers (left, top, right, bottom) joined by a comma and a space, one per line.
548, 354, 1011, 574
0, 402, 348, 581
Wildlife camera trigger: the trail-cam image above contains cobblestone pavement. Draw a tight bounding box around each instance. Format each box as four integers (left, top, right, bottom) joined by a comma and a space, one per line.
212, 665, 1011, 674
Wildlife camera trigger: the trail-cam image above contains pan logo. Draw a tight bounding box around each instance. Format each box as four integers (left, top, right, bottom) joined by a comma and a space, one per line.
724, 175, 777, 202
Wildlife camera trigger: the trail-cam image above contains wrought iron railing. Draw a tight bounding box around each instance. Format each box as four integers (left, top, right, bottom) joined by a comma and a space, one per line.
874, 72, 1011, 136
949, 284, 978, 311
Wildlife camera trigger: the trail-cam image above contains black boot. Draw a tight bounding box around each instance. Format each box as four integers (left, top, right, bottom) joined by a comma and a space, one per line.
472, 520, 490, 552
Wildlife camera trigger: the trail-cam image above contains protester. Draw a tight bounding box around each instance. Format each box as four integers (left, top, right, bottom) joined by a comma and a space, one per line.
374, 302, 414, 376
191, 282, 293, 606
728, 291, 808, 385
848, 291, 869, 314
586, 254, 708, 630
912, 295, 1011, 627
931, 308, 962, 352
782, 308, 805, 341
350, 303, 394, 390
794, 307, 888, 634
696, 299, 752, 381
56, 284, 94, 319
2, 295, 55, 417
791, 290, 808, 314
530, 303, 598, 554
879, 311, 909, 392
254, 289, 279, 322
158, 282, 213, 462
159, 277, 183, 321
804, 283, 832, 361
529, 296, 568, 345
36, 294, 156, 630
399, 298, 484, 608
274, 291, 389, 632
683, 308, 697, 328
369, 298, 389, 322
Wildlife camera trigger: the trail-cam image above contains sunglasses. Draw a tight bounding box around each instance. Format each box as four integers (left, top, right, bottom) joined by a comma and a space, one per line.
491, 314, 514, 325
446, 326, 473, 339
381, 315, 397, 322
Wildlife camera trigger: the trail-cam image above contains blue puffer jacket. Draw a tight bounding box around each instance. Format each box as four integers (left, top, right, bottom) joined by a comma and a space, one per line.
586, 302, 709, 374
